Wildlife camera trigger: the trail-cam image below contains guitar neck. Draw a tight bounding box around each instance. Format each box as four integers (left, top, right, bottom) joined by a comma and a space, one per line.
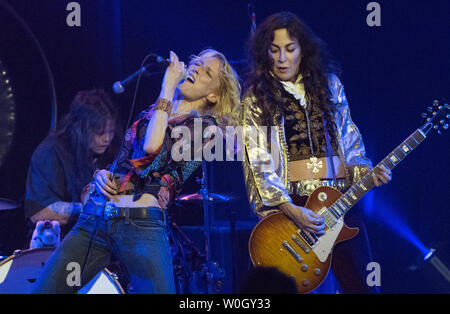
329, 129, 427, 217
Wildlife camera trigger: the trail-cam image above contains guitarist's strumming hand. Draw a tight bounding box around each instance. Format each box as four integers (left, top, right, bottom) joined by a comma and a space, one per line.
279, 202, 326, 236
371, 165, 392, 187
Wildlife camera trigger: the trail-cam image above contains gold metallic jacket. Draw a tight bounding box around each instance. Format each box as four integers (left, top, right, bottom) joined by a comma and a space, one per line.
241, 74, 372, 217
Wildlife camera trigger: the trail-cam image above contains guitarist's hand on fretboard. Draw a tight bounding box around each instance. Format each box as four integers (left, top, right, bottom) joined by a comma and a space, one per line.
279, 202, 325, 236
371, 164, 392, 187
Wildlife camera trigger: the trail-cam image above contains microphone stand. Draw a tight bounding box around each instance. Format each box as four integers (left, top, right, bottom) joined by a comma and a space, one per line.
200, 160, 213, 294
77, 53, 154, 293
112, 53, 169, 94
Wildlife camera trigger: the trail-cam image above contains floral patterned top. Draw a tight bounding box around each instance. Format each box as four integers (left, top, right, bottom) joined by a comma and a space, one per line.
106, 105, 217, 209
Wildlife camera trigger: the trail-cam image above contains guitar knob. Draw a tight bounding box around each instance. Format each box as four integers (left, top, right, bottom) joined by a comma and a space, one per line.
302, 280, 310, 287
314, 268, 321, 276
318, 192, 327, 202
301, 264, 308, 272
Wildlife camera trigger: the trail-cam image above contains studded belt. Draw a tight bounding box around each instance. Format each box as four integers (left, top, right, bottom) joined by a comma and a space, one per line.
82, 200, 165, 222
289, 178, 349, 197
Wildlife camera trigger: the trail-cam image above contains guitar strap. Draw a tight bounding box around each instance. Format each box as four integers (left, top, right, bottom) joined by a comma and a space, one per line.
322, 113, 338, 186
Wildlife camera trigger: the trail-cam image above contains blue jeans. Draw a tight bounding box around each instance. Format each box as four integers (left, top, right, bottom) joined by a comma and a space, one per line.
31, 202, 176, 294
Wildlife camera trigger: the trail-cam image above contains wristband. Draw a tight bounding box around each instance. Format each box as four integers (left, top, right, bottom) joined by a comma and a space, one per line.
155, 98, 173, 114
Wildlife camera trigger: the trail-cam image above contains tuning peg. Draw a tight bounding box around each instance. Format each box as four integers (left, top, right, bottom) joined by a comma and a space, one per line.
426, 108, 438, 116
433, 100, 439, 106
433, 125, 442, 135
421, 112, 428, 119
443, 124, 449, 130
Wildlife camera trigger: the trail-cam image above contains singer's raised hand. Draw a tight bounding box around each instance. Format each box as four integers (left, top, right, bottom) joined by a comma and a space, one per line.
145, 51, 184, 155
159, 51, 186, 101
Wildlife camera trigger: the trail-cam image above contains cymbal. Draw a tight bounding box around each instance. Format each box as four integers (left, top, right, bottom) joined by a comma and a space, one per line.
175, 192, 232, 203
0, 198, 20, 210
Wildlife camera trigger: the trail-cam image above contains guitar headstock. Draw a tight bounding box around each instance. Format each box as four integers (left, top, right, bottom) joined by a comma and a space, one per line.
420, 100, 450, 135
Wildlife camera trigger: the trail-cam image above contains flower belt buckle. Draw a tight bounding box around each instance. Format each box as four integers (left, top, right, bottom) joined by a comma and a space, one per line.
104, 204, 119, 220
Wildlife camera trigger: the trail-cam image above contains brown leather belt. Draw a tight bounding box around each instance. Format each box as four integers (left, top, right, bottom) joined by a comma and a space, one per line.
289, 156, 346, 181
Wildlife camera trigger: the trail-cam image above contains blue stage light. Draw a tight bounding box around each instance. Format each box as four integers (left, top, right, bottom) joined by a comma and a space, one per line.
423, 248, 435, 261
362, 190, 430, 257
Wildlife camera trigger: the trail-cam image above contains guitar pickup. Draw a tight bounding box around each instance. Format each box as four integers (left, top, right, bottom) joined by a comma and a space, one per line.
282, 241, 303, 263
298, 230, 316, 247
291, 235, 310, 254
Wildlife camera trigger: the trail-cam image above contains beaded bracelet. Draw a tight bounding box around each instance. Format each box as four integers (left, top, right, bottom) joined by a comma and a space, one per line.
155, 98, 173, 114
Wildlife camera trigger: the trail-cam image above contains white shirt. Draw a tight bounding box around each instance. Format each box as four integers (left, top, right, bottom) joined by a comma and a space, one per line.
279, 74, 307, 108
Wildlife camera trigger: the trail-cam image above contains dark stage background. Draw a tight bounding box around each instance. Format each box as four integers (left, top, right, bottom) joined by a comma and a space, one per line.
0, 0, 448, 293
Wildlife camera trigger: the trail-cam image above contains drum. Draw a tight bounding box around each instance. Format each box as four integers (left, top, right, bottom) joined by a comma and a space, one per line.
76, 268, 124, 294
0, 198, 26, 256
0, 248, 124, 294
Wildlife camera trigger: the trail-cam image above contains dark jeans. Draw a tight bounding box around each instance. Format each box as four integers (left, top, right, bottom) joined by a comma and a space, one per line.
331, 208, 380, 294
31, 202, 176, 294
312, 208, 380, 294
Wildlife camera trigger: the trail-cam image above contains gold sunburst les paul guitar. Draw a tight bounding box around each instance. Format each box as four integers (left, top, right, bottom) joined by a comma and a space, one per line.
248, 101, 449, 293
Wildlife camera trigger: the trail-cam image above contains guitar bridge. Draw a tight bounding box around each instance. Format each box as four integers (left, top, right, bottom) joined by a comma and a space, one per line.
282, 241, 303, 263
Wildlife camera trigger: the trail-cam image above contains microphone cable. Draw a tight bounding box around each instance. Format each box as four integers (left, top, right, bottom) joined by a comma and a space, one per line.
75, 53, 155, 293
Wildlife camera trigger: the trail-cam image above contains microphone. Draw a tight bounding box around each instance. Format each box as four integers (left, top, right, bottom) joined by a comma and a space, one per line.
112, 53, 176, 94
148, 53, 171, 66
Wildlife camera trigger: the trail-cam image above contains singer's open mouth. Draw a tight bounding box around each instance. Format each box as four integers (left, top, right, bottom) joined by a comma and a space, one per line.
186, 74, 195, 83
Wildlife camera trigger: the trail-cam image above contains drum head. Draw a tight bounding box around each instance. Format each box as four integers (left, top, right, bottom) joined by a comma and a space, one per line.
0, 248, 124, 294
77, 268, 124, 294
0, 248, 54, 294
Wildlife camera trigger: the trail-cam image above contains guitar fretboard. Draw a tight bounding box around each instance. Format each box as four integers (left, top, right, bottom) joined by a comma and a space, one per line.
327, 129, 427, 218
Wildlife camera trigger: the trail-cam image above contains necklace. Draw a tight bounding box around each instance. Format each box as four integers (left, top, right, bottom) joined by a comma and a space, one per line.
302, 103, 323, 174
280, 76, 323, 174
